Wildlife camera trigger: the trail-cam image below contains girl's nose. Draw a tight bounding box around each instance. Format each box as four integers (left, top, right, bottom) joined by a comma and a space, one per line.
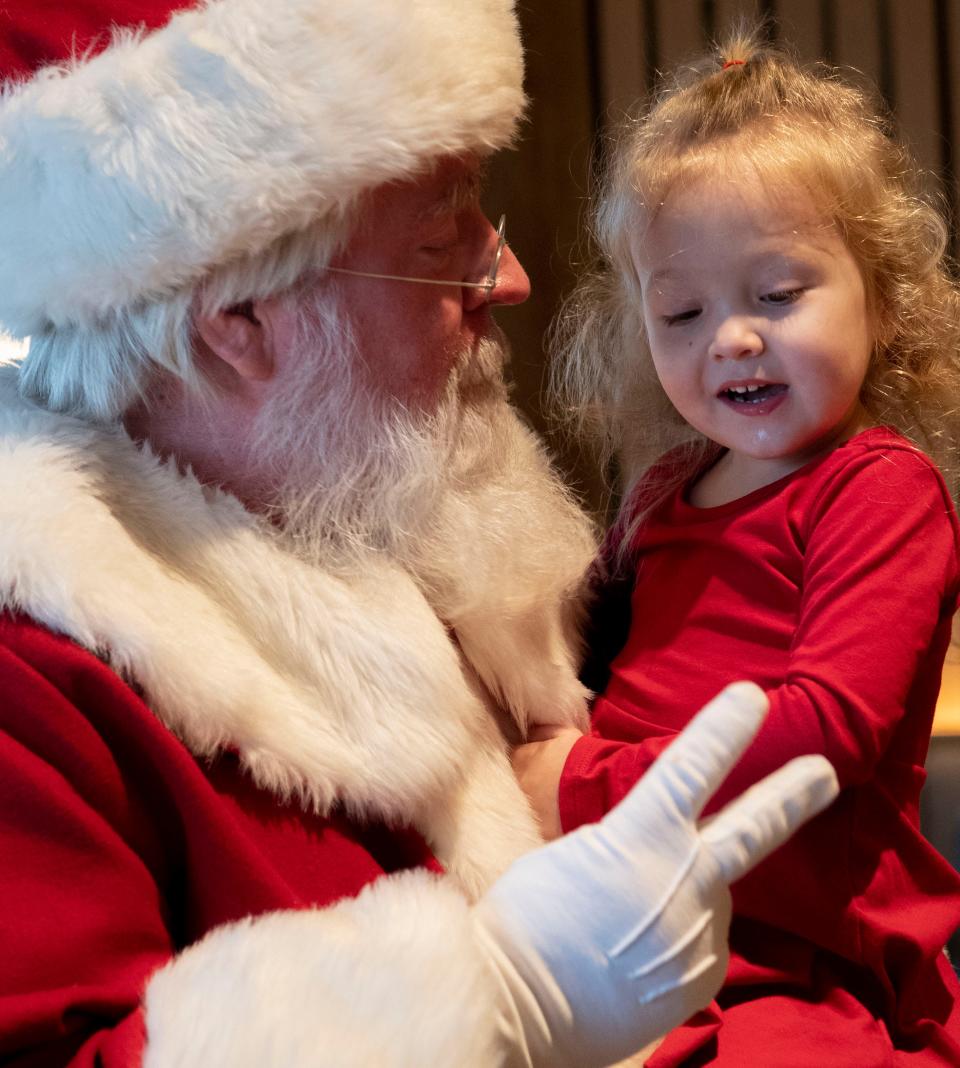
709, 315, 764, 360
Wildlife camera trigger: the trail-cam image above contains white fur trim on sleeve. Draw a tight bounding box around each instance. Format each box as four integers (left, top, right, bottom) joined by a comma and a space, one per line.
0, 333, 28, 364
0, 0, 525, 336
142, 871, 506, 1068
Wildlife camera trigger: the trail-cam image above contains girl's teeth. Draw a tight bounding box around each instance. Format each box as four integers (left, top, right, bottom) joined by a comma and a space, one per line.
723, 382, 788, 404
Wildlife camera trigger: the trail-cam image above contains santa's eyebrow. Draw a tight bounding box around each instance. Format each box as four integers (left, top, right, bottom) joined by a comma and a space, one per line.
422, 165, 487, 220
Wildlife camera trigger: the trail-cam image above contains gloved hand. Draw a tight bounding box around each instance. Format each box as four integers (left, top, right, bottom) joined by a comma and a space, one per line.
473, 682, 839, 1068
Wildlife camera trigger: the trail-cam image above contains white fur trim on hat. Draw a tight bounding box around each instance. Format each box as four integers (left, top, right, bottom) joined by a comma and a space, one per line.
0, 0, 525, 337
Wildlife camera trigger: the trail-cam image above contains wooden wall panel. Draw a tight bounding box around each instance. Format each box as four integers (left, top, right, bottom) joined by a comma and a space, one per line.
485, 2, 604, 505
596, 0, 647, 119
889, 0, 942, 183
945, 0, 960, 252
776, 0, 825, 59
656, 2, 706, 70
833, 0, 884, 90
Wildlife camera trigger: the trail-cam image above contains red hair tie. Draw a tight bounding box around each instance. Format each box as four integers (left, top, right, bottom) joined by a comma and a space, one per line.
722, 59, 746, 69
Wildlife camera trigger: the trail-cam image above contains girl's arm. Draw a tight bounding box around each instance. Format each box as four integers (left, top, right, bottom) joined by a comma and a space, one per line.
551, 446, 960, 833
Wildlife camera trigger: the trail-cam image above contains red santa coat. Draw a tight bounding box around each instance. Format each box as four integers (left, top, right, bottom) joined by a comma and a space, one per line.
0, 367, 591, 1067
1, 614, 452, 1064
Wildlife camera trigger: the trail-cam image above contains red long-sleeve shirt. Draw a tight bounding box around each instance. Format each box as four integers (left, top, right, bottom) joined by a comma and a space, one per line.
561, 428, 960, 1065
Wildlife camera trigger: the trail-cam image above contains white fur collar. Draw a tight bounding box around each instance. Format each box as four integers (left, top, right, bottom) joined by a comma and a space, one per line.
0, 366, 591, 896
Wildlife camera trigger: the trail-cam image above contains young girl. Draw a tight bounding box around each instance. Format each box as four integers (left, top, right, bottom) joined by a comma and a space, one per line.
515, 29, 960, 1067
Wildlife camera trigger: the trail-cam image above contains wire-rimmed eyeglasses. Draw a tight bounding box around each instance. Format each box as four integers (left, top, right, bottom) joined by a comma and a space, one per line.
324, 215, 507, 295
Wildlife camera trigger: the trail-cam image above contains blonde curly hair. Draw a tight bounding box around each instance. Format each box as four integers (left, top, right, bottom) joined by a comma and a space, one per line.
551, 27, 960, 541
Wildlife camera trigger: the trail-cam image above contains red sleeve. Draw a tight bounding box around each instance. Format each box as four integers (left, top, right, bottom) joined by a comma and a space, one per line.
560, 447, 960, 831
559, 730, 673, 831
0, 640, 170, 1066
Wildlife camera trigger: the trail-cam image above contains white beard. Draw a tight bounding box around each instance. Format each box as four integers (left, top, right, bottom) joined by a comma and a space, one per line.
246, 294, 597, 732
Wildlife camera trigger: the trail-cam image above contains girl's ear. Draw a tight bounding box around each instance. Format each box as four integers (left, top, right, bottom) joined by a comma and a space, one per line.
195, 301, 274, 382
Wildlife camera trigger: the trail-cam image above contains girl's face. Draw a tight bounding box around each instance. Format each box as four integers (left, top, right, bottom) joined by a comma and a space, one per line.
632, 174, 875, 488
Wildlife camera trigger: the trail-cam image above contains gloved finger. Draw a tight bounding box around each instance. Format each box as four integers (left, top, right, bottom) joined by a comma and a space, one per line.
700, 754, 838, 883
604, 682, 769, 835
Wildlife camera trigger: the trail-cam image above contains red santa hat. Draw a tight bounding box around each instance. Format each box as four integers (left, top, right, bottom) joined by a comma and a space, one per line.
0, 0, 525, 339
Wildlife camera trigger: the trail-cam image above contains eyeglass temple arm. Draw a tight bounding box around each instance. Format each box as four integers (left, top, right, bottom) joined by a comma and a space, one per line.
325, 216, 507, 293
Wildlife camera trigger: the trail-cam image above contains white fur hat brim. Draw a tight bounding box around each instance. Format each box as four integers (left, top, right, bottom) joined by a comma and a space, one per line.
0, 0, 525, 337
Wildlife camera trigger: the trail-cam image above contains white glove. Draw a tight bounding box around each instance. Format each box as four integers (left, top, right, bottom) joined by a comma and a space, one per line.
474, 682, 839, 1068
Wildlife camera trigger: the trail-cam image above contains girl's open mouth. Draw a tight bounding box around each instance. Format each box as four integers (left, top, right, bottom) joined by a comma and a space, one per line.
718, 382, 789, 416
720, 383, 788, 404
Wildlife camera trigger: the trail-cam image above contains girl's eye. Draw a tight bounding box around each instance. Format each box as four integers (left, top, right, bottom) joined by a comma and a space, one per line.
763, 288, 804, 306
663, 308, 701, 326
